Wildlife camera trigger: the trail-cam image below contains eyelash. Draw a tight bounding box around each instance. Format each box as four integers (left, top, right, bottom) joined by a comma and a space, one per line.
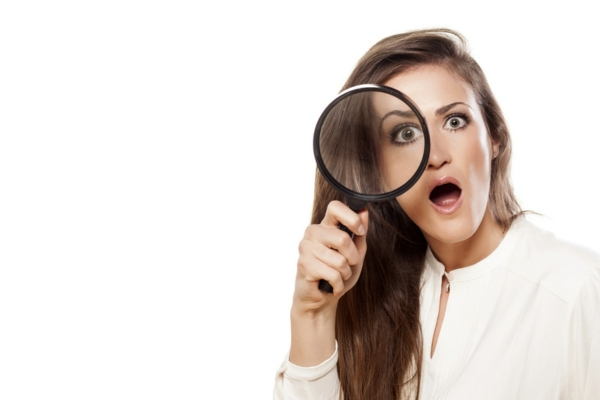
444, 113, 471, 131
388, 123, 423, 146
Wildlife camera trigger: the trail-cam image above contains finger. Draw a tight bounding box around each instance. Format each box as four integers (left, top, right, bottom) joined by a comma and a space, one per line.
321, 201, 366, 237
297, 254, 345, 295
312, 246, 354, 282
299, 236, 354, 281
303, 224, 362, 268
338, 211, 368, 290
353, 209, 369, 259
324, 208, 369, 266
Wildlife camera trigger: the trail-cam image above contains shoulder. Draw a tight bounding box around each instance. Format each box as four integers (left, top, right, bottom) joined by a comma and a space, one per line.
504, 217, 600, 304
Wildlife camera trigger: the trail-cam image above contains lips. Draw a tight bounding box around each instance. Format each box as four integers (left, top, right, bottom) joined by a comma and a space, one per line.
429, 177, 463, 214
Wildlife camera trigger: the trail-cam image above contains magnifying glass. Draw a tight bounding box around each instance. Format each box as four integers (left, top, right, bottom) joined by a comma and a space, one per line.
313, 84, 430, 293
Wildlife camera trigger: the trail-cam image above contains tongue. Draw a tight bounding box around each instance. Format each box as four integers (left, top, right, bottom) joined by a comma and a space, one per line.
430, 183, 461, 206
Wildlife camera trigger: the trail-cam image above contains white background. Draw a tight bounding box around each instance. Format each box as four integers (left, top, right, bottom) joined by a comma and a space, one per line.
1, 1, 598, 398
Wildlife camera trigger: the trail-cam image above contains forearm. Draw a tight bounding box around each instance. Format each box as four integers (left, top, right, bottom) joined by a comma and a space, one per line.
289, 304, 337, 367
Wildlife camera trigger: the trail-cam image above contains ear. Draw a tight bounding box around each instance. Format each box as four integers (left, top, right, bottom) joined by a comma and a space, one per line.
491, 140, 500, 159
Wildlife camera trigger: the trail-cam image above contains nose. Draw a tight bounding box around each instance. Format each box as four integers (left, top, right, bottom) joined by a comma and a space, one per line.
427, 131, 451, 169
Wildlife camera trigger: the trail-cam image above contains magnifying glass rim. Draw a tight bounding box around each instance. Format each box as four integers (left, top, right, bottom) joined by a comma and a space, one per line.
313, 83, 431, 203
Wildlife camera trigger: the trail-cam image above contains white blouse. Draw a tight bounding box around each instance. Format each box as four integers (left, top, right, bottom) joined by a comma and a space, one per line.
274, 218, 600, 399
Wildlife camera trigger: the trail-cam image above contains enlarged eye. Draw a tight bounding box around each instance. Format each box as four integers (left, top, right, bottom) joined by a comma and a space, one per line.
444, 115, 468, 130
390, 125, 423, 145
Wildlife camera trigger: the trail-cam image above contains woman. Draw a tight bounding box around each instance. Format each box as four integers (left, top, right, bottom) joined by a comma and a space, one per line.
274, 29, 600, 399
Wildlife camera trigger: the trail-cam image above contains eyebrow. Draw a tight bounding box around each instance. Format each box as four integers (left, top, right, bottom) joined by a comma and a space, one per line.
435, 102, 471, 116
379, 109, 417, 131
381, 109, 416, 120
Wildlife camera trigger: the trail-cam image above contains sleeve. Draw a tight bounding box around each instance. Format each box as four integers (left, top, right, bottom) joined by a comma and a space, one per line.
582, 330, 600, 399
568, 263, 600, 399
273, 343, 341, 400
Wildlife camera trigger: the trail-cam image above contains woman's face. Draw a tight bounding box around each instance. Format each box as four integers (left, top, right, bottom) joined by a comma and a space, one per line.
381, 65, 498, 245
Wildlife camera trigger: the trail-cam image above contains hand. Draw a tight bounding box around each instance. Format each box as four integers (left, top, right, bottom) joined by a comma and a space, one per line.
289, 201, 368, 366
294, 200, 369, 315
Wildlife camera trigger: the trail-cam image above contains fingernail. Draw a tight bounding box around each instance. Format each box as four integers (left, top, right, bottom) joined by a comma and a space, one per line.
358, 225, 365, 236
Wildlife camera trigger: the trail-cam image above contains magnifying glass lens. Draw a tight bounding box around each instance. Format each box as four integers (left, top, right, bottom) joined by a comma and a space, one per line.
318, 89, 426, 198
314, 85, 429, 294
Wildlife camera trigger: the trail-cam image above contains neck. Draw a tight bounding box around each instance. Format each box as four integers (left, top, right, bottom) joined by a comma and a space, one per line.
425, 208, 505, 272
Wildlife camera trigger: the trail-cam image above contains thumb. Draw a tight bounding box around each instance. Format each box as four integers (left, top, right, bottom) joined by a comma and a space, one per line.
353, 208, 369, 258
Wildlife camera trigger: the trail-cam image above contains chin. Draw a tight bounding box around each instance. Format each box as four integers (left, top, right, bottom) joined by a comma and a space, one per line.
421, 218, 479, 245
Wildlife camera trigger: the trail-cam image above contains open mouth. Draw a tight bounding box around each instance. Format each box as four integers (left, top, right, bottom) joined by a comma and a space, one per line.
429, 183, 462, 207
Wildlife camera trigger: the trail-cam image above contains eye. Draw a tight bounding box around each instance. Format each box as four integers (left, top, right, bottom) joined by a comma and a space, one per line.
444, 115, 468, 130
389, 125, 423, 145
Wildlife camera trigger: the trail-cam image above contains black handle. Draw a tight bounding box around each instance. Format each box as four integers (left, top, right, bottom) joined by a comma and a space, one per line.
318, 223, 355, 294
318, 279, 334, 293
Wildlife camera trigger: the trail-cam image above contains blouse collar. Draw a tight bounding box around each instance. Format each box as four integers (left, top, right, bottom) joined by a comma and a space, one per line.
424, 217, 524, 282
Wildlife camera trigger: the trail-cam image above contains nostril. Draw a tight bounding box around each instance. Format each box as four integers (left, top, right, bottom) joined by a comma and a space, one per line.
427, 158, 449, 169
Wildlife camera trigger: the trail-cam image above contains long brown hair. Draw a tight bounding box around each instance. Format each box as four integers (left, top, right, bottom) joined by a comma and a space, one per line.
310, 29, 521, 399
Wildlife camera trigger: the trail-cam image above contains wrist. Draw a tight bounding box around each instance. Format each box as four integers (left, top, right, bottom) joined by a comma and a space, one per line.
289, 303, 337, 367
291, 299, 337, 321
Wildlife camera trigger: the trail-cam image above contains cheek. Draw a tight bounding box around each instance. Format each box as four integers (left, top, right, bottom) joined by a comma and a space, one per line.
379, 144, 428, 192
465, 132, 493, 207
395, 181, 429, 221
